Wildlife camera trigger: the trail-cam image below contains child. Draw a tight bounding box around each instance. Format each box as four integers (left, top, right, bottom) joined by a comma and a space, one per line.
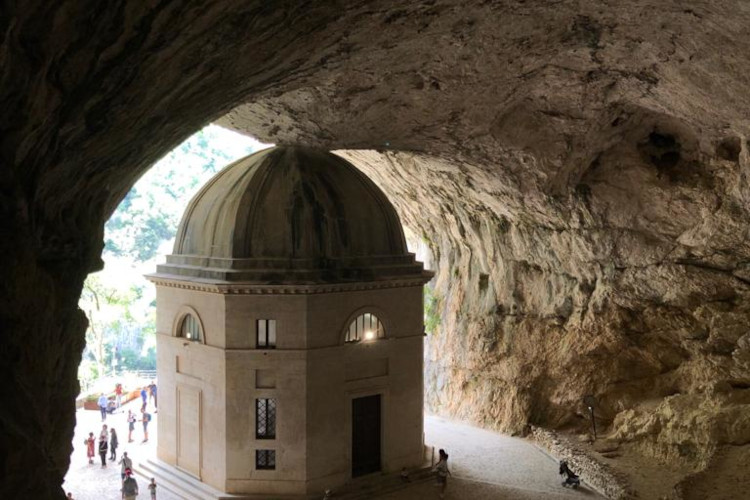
148, 478, 157, 499
85, 432, 95, 465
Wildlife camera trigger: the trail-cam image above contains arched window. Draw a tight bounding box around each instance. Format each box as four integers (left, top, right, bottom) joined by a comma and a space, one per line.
345, 312, 385, 343
179, 314, 202, 342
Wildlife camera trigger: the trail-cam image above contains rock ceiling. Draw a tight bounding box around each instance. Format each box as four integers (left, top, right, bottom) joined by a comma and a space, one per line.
1, 1, 750, 497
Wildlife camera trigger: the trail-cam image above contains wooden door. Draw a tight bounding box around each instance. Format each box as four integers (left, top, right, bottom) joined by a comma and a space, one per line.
176, 386, 201, 478
352, 394, 381, 477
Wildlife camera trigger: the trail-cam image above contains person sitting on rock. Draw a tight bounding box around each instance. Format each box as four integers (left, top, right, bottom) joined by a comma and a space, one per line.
559, 460, 580, 488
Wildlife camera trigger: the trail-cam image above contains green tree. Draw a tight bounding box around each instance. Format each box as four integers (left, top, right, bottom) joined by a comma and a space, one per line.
80, 275, 137, 378
103, 126, 260, 262
81, 125, 262, 385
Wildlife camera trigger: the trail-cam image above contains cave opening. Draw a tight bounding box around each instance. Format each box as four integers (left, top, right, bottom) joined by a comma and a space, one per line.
63, 126, 268, 494
64, 129, 454, 498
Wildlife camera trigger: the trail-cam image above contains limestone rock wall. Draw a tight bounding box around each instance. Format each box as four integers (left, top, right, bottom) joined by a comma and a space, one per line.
337, 132, 750, 466
220, 0, 750, 469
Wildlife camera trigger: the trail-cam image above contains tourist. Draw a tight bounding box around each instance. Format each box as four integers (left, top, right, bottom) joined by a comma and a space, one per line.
142, 408, 152, 442
122, 469, 139, 500
400, 467, 411, 482
119, 452, 133, 482
149, 381, 158, 409
110, 428, 119, 461
85, 432, 95, 465
115, 383, 123, 409
97, 393, 109, 421
140, 387, 148, 410
432, 448, 451, 499
128, 410, 136, 442
559, 460, 580, 488
148, 477, 157, 499
100, 423, 108, 440
98, 434, 108, 467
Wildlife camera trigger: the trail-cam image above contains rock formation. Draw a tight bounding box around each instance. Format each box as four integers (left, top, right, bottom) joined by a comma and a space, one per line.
2, 1, 750, 497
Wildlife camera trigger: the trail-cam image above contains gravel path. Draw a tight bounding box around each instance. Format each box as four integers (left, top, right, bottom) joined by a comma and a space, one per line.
64, 406, 602, 499
405, 415, 603, 500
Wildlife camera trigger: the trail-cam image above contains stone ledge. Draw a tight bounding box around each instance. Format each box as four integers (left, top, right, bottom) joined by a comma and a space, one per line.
530, 426, 636, 500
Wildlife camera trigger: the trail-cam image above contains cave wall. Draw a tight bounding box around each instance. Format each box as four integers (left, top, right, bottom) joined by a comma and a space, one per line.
220, 0, 750, 466
2, 1, 750, 497
338, 126, 750, 465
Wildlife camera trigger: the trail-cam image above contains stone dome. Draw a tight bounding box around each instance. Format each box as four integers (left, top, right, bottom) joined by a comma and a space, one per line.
155, 146, 427, 284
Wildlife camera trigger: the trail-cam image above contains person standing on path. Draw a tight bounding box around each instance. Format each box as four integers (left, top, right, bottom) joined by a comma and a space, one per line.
148, 478, 157, 500
98, 393, 109, 421
149, 381, 157, 410
98, 434, 108, 467
141, 408, 151, 442
128, 410, 136, 442
140, 387, 148, 411
122, 469, 139, 500
432, 448, 451, 499
110, 428, 119, 461
119, 452, 133, 482
115, 383, 123, 410
85, 432, 95, 465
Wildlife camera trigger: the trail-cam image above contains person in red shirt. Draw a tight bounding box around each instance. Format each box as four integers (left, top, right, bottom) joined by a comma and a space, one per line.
84, 432, 95, 465
115, 383, 123, 410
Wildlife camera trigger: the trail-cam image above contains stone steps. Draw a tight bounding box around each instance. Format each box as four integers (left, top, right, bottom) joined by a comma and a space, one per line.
136, 458, 294, 500
330, 467, 436, 500
136, 457, 436, 500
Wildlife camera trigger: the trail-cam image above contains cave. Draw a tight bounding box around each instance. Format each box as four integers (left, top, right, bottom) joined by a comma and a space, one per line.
2, 2, 750, 499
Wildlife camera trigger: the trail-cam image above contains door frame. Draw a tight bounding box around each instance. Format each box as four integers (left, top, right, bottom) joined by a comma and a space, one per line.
346, 386, 389, 479
176, 384, 203, 480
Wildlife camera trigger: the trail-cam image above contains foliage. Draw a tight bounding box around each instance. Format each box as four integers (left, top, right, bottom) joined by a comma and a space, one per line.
118, 346, 156, 372
104, 126, 260, 262
80, 125, 263, 384
80, 275, 139, 379
424, 285, 441, 334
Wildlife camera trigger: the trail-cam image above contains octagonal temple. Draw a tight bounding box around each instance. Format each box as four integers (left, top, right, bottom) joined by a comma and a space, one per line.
147, 146, 432, 497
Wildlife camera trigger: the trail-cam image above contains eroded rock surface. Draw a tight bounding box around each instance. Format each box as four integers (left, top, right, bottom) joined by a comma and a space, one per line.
3, 1, 750, 497
220, 1, 750, 477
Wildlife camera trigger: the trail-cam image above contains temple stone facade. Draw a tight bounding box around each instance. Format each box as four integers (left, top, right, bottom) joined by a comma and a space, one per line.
148, 146, 432, 496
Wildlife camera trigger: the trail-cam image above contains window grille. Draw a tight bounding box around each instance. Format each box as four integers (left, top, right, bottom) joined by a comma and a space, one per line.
345, 313, 385, 343
256, 398, 276, 439
256, 449, 276, 470
180, 314, 201, 342
257, 319, 277, 349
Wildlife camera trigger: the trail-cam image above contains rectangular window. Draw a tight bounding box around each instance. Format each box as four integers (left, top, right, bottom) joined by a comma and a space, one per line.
256, 398, 276, 439
256, 449, 276, 470
256, 319, 277, 349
